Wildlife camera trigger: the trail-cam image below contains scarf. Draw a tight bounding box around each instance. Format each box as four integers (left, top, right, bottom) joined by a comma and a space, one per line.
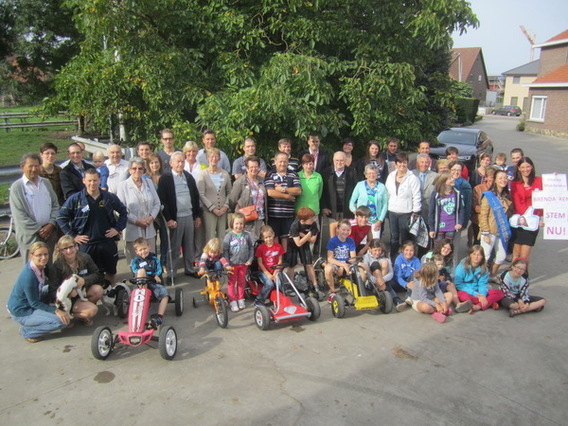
483, 190, 512, 251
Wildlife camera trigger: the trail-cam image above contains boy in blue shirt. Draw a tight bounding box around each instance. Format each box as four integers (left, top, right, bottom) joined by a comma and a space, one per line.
324, 219, 356, 302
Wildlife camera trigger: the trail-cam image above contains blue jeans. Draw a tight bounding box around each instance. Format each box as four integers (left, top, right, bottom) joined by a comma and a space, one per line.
256, 272, 275, 303
11, 310, 67, 339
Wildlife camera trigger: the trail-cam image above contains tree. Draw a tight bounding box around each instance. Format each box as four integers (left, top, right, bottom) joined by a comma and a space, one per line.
46, 0, 477, 155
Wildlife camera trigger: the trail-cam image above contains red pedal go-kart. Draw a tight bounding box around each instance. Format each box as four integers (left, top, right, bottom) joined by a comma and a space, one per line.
91, 277, 183, 360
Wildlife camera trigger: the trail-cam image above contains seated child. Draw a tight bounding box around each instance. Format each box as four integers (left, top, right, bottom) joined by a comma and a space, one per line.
130, 237, 169, 327
287, 207, 319, 287
198, 238, 225, 276
329, 206, 373, 256
493, 152, 507, 171
499, 258, 546, 318
410, 262, 453, 323
393, 240, 421, 312
430, 254, 471, 313
324, 219, 357, 301
255, 225, 285, 307
362, 239, 397, 299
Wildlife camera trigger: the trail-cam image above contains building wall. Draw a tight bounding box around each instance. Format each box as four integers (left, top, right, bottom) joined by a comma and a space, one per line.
526, 88, 568, 138
503, 75, 535, 112
465, 56, 488, 101
538, 45, 568, 75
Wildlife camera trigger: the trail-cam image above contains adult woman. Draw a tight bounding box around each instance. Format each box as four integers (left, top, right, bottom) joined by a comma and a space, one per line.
7, 242, 70, 342
144, 153, 169, 270
296, 154, 323, 215
117, 157, 161, 263
229, 156, 267, 241
454, 245, 504, 313
145, 153, 163, 188
197, 148, 232, 243
341, 138, 356, 169
51, 235, 103, 326
469, 166, 497, 246
510, 157, 543, 263
385, 153, 421, 257
479, 169, 513, 280
356, 140, 387, 183
183, 140, 203, 181
349, 164, 388, 239
469, 153, 491, 187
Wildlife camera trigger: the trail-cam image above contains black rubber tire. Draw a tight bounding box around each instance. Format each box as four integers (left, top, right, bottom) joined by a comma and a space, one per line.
331, 294, 346, 318
491, 110, 496, 115
254, 305, 271, 330
507, 112, 512, 116
192, 297, 197, 308
91, 326, 113, 360
174, 287, 184, 316
116, 288, 129, 319
305, 297, 321, 321
378, 290, 394, 314
215, 295, 229, 328
0, 227, 19, 260
158, 326, 177, 360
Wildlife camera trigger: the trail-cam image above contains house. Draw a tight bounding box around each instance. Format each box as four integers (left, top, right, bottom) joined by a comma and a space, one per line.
525, 30, 568, 138
502, 60, 539, 113
449, 47, 489, 103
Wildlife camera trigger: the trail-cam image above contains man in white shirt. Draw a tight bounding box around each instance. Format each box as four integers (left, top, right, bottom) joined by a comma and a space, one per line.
105, 144, 129, 193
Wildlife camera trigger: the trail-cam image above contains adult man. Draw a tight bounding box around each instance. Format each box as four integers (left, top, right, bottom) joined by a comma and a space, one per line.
507, 148, 524, 181
413, 153, 437, 256
158, 152, 202, 278
409, 141, 437, 171
59, 143, 95, 200
265, 152, 302, 251
382, 137, 399, 174
157, 128, 181, 173
10, 153, 60, 261
321, 151, 357, 220
137, 141, 153, 161
196, 129, 231, 173
105, 144, 129, 193
39, 142, 64, 206
297, 134, 330, 174
232, 137, 267, 179
271, 138, 299, 173
57, 169, 127, 285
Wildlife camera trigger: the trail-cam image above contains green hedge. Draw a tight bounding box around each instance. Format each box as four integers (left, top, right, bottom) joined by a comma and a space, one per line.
455, 97, 479, 125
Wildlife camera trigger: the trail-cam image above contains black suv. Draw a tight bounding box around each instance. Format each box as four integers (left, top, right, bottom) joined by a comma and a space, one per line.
430, 128, 493, 171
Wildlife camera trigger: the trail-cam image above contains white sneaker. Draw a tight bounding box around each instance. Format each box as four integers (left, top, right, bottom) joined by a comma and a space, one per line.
230, 301, 239, 312
238, 299, 246, 310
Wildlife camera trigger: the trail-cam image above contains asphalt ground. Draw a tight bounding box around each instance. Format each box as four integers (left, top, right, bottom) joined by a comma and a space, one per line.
1, 115, 567, 425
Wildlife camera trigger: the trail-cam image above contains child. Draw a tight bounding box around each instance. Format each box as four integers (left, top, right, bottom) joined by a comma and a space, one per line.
430, 254, 471, 313
130, 237, 169, 328
362, 239, 398, 301
222, 213, 254, 312
324, 220, 356, 301
393, 241, 421, 311
287, 207, 319, 286
499, 259, 546, 317
421, 238, 454, 271
410, 262, 453, 323
92, 151, 109, 191
255, 225, 285, 307
330, 206, 373, 256
429, 171, 464, 245
493, 153, 507, 171
198, 238, 224, 276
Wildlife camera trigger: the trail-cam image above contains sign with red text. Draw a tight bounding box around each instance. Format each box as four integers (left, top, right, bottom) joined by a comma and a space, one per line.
532, 173, 568, 240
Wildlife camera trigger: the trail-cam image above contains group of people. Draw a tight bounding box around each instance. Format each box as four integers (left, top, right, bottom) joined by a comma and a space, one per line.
7, 130, 546, 341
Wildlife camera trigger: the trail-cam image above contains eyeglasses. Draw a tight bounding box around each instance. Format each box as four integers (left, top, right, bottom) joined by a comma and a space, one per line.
131, 167, 144, 171
60, 245, 76, 251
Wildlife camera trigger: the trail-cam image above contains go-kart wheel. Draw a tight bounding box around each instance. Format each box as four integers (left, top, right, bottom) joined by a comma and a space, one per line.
331, 294, 346, 318
91, 326, 113, 360
305, 297, 321, 321
192, 297, 197, 308
175, 287, 184, 316
379, 290, 393, 314
316, 269, 328, 292
116, 288, 129, 319
159, 326, 177, 360
214, 295, 229, 328
254, 305, 270, 330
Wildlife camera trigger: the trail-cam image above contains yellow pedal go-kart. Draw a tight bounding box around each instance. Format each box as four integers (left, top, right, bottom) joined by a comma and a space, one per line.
193, 271, 229, 328
330, 257, 393, 318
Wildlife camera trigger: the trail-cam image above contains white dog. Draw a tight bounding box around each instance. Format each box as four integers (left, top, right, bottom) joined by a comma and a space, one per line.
101, 283, 131, 316
56, 275, 87, 317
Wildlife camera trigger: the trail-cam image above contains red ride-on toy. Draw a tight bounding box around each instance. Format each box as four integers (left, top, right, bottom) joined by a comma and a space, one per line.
91, 277, 183, 360
253, 263, 321, 330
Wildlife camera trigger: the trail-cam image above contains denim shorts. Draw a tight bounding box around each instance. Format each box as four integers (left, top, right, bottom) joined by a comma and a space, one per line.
148, 283, 169, 301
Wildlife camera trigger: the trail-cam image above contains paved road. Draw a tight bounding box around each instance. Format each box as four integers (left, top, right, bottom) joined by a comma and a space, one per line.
1, 116, 567, 425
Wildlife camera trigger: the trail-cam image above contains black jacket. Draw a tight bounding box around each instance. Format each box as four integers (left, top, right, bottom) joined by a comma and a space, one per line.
297, 149, 331, 175
157, 171, 202, 222
60, 161, 95, 200
321, 166, 357, 219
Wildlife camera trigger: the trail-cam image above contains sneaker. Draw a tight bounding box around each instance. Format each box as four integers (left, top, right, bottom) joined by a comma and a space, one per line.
230, 301, 239, 312
455, 300, 473, 313
150, 314, 163, 329
26, 337, 43, 343
238, 299, 246, 310
405, 296, 412, 305
492, 302, 500, 310
395, 298, 408, 312
253, 299, 263, 308
432, 312, 446, 323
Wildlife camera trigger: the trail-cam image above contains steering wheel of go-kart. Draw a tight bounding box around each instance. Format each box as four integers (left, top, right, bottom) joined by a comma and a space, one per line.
129, 276, 155, 287
347, 256, 364, 265
271, 263, 290, 271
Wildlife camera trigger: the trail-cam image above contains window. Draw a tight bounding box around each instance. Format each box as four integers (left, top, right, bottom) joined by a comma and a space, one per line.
513, 76, 520, 84
511, 97, 518, 106
530, 96, 547, 121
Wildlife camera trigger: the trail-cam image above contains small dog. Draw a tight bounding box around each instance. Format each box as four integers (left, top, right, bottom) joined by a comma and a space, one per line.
56, 275, 87, 317
101, 283, 130, 316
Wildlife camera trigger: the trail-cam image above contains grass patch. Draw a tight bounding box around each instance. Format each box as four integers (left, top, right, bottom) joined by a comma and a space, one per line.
0, 183, 9, 205
0, 128, 76, 165
0, 105, 40, 113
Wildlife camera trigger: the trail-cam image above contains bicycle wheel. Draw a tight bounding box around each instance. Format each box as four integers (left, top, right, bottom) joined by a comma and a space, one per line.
0, 227, 19, 260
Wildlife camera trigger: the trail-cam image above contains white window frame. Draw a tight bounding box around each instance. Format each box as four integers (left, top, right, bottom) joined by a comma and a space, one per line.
530, 96, 547, 122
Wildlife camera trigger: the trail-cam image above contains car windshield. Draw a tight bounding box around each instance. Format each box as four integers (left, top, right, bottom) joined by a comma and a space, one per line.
437, 131, 476, 146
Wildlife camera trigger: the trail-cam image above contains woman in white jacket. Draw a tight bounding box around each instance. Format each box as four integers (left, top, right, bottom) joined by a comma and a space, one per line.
385, 153, 422, 257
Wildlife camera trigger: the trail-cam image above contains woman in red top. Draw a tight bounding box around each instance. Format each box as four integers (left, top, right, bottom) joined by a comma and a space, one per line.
510, 157, 542, 263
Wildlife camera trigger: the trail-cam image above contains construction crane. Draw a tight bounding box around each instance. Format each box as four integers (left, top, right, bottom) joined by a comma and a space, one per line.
520, 25, 537, 61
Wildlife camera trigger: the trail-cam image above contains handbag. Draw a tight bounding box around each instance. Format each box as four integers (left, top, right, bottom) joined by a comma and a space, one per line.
238, 205, 258, 222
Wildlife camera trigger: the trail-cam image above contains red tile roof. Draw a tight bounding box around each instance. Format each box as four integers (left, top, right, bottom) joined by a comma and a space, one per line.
545, 30, 568, 44
532, 63, 568, 84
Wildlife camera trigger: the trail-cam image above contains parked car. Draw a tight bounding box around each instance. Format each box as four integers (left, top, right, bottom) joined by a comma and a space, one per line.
430, 128, 494, 171
492, 106, 522, 116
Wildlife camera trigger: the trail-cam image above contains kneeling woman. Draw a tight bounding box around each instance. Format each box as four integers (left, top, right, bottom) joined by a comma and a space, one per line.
7, 242, 70, 342
50, 235, 104, 326
454, 245, 504, 313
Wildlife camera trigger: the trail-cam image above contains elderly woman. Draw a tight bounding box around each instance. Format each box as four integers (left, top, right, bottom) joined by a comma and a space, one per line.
50, 235, 103, 326
183, 140, 203, 181
349, 164, 388, 239
229, 156, 267, 241
197, 148, 232, 242
7, 242, 70, 342
117, 157, 161, 263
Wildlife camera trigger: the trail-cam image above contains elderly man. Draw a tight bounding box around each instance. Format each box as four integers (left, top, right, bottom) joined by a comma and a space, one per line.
157, 128, 181, 173
232, 137, 267, 179
196, 129, 231, 173
321, 151, 357, 220
10, 153, 60, 262
59, 143, 96, 200
413, 153, 437, 256
105, 144, 129, 193
297, 134, 330, 174
158, 152, 202, 278
57, 168, 127, 285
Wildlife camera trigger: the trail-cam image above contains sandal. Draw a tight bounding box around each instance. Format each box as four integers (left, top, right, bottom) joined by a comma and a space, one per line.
509, 308, 522, 318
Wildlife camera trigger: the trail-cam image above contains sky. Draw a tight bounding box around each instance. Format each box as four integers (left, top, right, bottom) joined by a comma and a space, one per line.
451, 0, 568, 75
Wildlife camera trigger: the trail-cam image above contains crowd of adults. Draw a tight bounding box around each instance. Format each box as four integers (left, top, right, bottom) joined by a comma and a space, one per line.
7, 128, 544, 341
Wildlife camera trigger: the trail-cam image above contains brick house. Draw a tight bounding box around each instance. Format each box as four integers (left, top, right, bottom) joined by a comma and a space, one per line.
502, 60, 539, 113
526, 30, 568, 138
449, 47, 489, 102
